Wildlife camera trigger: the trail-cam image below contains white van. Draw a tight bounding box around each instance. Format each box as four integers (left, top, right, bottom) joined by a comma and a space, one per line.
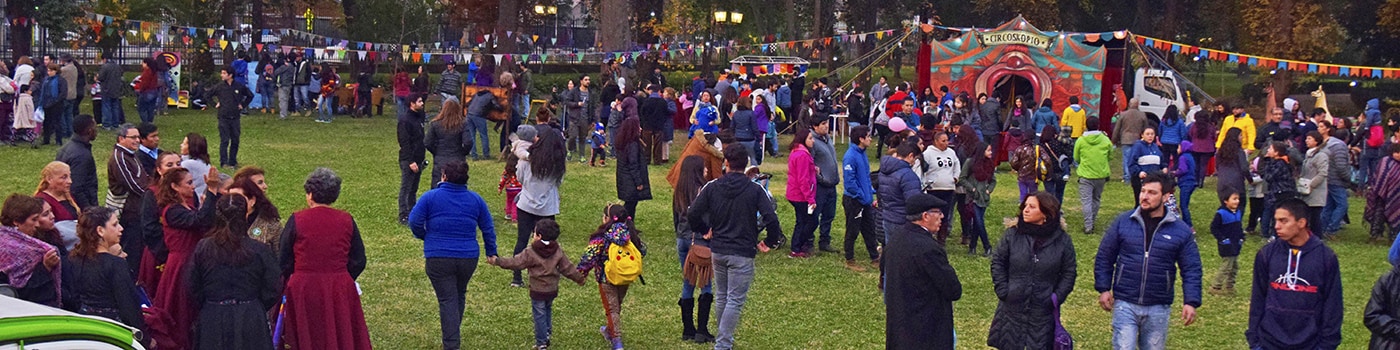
1134, 68, 1187, 121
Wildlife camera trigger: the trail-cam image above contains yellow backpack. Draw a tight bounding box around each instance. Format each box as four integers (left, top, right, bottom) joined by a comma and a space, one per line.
604, 240, 644, 285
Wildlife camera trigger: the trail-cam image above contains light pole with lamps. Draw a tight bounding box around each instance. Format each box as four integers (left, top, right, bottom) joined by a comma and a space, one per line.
707, 10, 742, 78
534, 3, 559, 49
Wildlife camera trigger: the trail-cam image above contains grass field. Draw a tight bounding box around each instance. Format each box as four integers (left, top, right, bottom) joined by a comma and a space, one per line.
0, 105, 1387, 349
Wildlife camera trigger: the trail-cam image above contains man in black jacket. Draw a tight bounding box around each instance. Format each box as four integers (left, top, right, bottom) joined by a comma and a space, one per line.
97, 57, 127, 129
639, 84, 670, 165
210, 67, 253, 168
687, 144, 783, 350
884, 193, 961, 349
56, 115, 99, 209
398, 93, 427, 224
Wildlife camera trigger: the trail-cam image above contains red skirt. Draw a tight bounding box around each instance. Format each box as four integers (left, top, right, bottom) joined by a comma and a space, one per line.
283, 271, 372, 350
153, 251, 195, 350
137, 247, 162, 298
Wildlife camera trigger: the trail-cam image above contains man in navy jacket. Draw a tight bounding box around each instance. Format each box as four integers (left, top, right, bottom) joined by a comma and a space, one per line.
842, 126, 878, 270
1246, 198, 1343, 350
1094, 172, 1203, 350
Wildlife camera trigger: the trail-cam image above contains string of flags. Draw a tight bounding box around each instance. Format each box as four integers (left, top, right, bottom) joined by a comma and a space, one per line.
1132, 34, 1400, 79
83, 12, 912, 65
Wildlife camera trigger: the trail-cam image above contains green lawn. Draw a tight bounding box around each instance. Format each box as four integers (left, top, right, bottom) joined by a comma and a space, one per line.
0, 105, 1385, 349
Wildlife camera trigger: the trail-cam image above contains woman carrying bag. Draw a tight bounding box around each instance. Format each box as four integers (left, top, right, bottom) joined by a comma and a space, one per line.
988, 191, 1077, 349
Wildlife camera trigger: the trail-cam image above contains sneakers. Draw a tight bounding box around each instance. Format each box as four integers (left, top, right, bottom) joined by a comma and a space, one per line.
845, 260, 867, 272
599, 326, 623, 350
819, 245, 840, 253
1208, 286, 1235, 296
787, 251, 810, 258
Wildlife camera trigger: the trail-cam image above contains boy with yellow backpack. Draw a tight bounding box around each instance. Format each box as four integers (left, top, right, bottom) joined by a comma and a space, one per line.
577, 204, 647, 350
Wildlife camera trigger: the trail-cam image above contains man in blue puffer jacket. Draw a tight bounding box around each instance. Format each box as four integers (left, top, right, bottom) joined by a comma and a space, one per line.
878, 142, 924, 233
1094, 172, 1203, 350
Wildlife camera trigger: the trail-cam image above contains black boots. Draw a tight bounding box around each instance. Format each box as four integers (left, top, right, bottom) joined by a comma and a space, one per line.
694, 293, 715, 343
679, 298, 696, 341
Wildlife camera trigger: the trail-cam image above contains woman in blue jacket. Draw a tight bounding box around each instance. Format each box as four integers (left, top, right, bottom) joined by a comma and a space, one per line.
1128, 127, 1164, 203
1030, 98, 1059, 138
1158, 105, 1189, 168
407, 161, 499, 350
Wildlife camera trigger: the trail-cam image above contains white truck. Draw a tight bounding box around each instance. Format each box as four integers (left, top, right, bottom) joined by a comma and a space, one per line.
1134, 68, 1188, 121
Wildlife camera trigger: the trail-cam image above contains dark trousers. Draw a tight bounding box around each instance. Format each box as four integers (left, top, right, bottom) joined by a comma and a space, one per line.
928, 190, 955, 244
102, 98, 125, 128
1309, 206, 1324, 236
815, 185, 838, 248
1161, 143, 1179, 169
1246, 197, 1264, 232
623, 201, 638, 224
426, 257, 479, 350
842, 196, 879, 261
642, 129, 665, 164
1191, 152, 1214, 180
41, 105, 62, 144
119, 216, 144, 277
514, 210, 554, 282
969, 205, 991, 252
1179, 186, 1196, 227
591, 147, 606, 165
217, 117, 241, 167
789, 200, 817, 253
398, 161, 422, 220
1044, 180, 1067, 206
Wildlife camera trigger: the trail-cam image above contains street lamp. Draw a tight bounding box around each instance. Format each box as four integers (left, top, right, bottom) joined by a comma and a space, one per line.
535, 3, 560, 48
709, 10, 742, 77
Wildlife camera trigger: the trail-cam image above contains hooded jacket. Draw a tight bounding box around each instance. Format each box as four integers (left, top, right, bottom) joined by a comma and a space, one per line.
1127, 140, 1165, 177
1074, 131, 1114, 179
494, 239, 586, 300
1365, 265, 1400, 349
1246, 235, 1343, 350
786, 144, 817, 204
687, 172, 784, 259
1217, 113, 1257, 151
1159, 117, 1188, 145
1062, 104, 1087, 138
1368, 98, 1384, 128
1210, 207, 1244, 257
878, 156, 924, 229
1093, 208, 1204, 308
843, 145, 874, 205
576, 223, 646, 284
1173, 152, 1198, 189
920, 145, 960, 191
1031, 106, 1059, 136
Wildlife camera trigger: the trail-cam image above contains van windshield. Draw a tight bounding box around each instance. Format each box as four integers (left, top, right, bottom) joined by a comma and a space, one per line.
1144, 76, 1176, 101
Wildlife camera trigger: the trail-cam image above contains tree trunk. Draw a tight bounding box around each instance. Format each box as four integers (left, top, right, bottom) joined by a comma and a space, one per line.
599, 0, 632, 51
8, 0, 34, 60
252, 0, 265, 47
1271, 0, 1296, 97
497, 0, 522, 53
785, 0, 797, 42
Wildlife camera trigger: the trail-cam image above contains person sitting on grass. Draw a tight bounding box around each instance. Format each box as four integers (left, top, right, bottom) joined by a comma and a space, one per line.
488, 219, 586, 350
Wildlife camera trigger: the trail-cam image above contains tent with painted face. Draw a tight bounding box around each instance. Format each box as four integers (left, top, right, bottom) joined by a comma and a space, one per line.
925, 16, 1128, 125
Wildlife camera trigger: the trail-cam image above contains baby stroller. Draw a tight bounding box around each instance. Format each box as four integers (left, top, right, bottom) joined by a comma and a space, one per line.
748, 167, 786, 250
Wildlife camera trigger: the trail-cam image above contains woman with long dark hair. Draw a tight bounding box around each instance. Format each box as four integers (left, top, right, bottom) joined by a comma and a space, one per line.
1039, 126, 1072, 204
672, 155, 714, 343
137, 152, 184, 295
615, 117, 652, 221
189, 195, 281, 350
959, 142, 997, 256
153, 167, 222, 350
1160, 105, 1188, 168
180, 133, 214, 197
511, 126, 567, 287
1188, 108, 1218, 180
232, 166, 282, 254
1216, 128, 1249, 203
426, 98, 467, 188
786, 128, 818, 257
987, 191, 1076, 349
64, 206, 145, 333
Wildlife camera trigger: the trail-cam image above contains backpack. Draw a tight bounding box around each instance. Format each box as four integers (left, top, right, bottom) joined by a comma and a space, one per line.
604, 240, 643, 285
1369, 124, 1385, 148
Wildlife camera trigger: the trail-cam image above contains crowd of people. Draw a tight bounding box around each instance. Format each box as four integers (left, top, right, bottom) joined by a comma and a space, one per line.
6, 50, 1400, 350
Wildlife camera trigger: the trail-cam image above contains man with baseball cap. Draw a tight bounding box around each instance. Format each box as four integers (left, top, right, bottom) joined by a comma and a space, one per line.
438, 59, 462, 100
884, 193, 962, 349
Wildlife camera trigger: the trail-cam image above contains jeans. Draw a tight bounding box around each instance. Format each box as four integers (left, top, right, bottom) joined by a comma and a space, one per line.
278, 86, 292, 119
217, 118, 241, 167
1044, 180, 1066, 206
101, 98, 124, 128
59, 99, 75, 141
137, 92, 159, 124
426, 257, 479, 350
398, 161, 422, 220
842, 197, 879, 261
815, 185, 838, 248
317, 95, 334, 122
969, 205, 991, 252
567, 115, 591, 156
1212, 255, 1238, 290
467, 117, 491, 158
712, 253, 755, 350
513, 210, 554, 283
395, 96, 408, 120
294, 86, 309, 112
741, 140, 761, 166
516, 93, 531, 120
531, 298, 554, 346
1120, 145, 1133, 181
1018, 180, 1038, 203
1323, 183, 1348, 234
677, 238, 712, 299
765, 124, 779, 156
1111, 300, 1170, 350
789, 200, 817, 253
1360, 151, 1380, 186
1079, 178, 1106, 232
1179, 185, 1196, 227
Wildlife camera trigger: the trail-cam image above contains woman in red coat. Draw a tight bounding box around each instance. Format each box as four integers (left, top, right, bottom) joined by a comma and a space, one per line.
137, 152, 185, 297
154, 167, 222, 349
278, 168, 370, 350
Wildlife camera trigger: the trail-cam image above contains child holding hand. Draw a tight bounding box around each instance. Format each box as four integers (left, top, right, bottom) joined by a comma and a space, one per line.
488, 219, 586, 350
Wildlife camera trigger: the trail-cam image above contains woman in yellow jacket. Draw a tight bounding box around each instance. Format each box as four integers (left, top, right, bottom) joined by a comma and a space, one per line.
1216, 104, 1256, 151
1061, 96, 1087, 138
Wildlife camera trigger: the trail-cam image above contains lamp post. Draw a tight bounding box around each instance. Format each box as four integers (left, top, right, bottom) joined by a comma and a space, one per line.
534, 3, 559, 49
707, 10, 742, 78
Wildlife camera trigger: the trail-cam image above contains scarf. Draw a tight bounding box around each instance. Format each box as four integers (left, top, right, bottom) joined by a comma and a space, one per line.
0, 226, 61, 304
1018, 217, 1059, 252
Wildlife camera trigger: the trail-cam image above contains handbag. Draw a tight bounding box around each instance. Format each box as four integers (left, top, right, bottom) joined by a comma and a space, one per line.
1052, 293, 1074, 350
1297, 178, 1312, 195
682, 232, 712, 286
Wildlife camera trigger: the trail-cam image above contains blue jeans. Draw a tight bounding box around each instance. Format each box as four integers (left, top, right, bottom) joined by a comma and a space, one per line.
1111, 300, 1170, 350
1044, 180, 1066, 206
969, 205, 991, 252
515, 93, 531, 120
1179, 186, 1196, 227
467, 116, 490, 158
59, 99, 76, 140
101, 98, 123, 128
765, 123, 779, 156
317, 96, 334, 121
677, 238, 712, 299
816, 185, 838, 248
395, 96, 408, 119
1323, 183, 1349, 234
531, 298, 553, 346
137, 92, 159, 124
745, 139, 763, 165
713, 253, 755, 350
1120, 145, 1133, 181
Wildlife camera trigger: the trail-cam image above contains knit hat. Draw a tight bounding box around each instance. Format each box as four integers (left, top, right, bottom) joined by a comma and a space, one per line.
595, 122, 605, 131
516, 124, 538, 141
905, 193, 948, 215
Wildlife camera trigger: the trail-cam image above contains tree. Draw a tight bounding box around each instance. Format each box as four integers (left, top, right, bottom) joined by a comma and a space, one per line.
1240, 0, 1345, 95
